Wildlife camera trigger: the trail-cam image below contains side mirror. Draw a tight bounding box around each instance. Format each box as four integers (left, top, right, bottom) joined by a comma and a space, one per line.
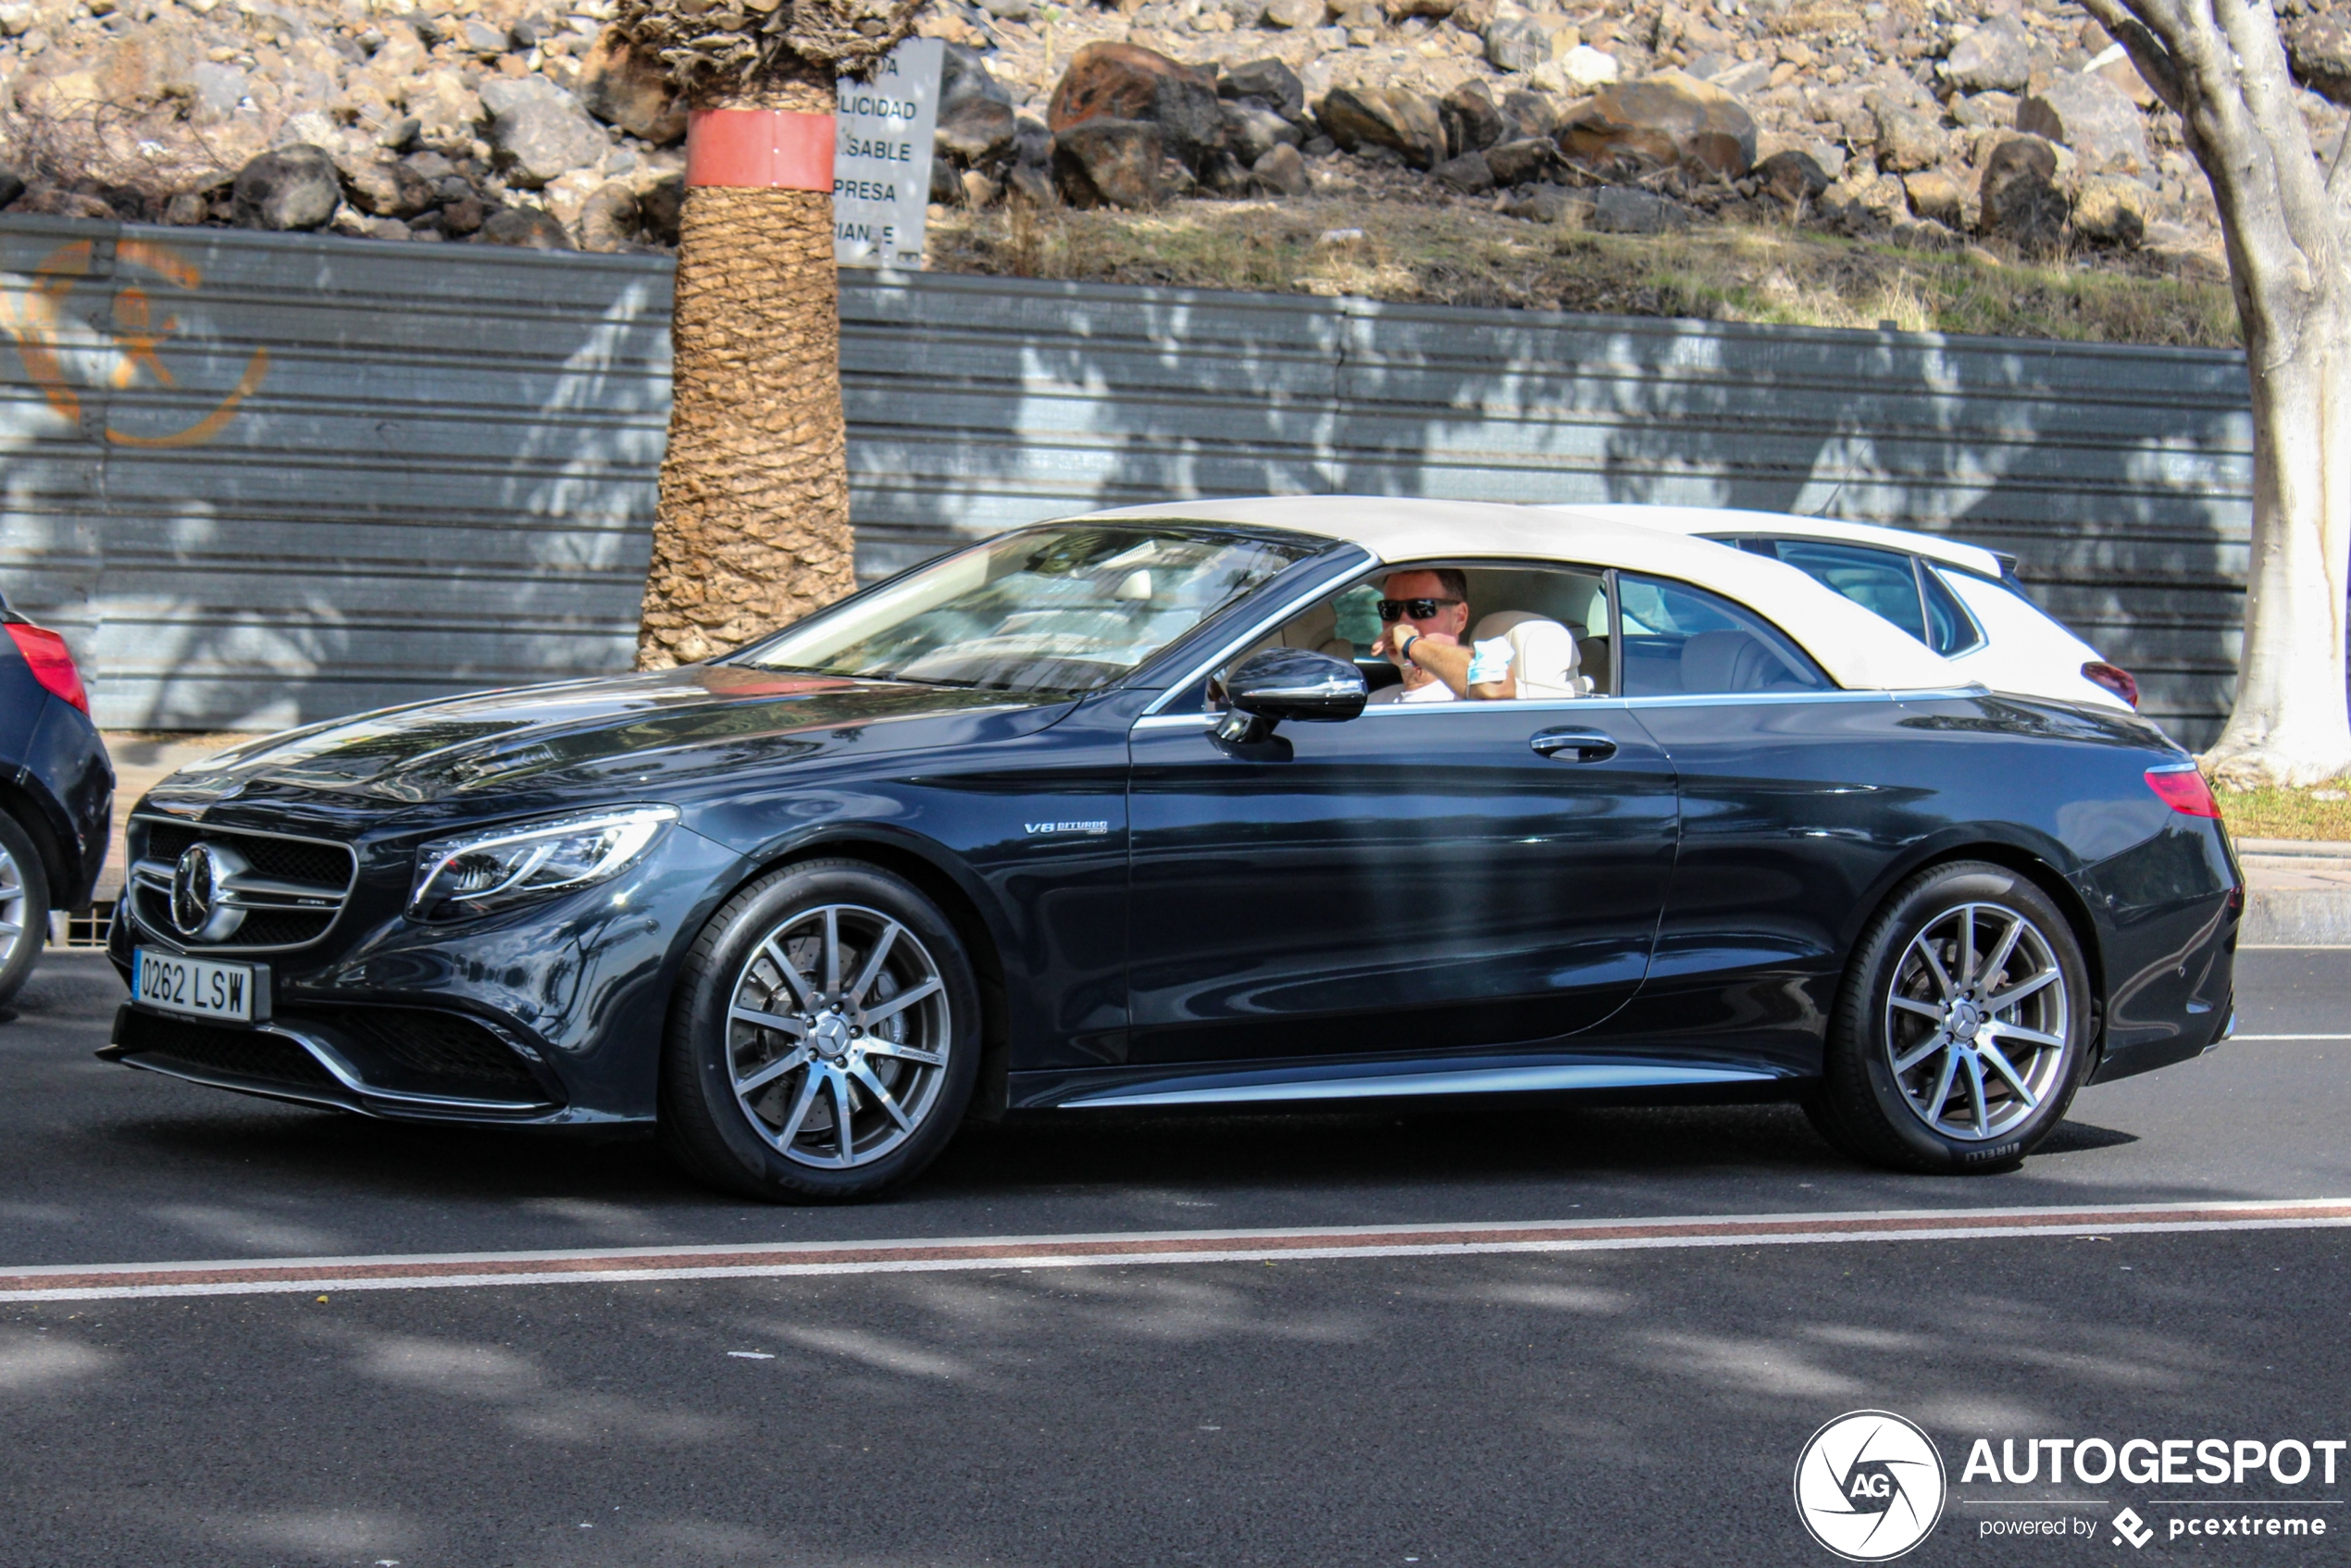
1211, 648, 1367, 742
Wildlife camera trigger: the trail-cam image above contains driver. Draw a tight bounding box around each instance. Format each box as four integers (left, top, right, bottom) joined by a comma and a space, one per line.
1367, 569, 1514, 703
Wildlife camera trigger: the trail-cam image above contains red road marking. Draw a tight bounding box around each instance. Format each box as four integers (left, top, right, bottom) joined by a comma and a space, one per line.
2, 1200, 2345, 1303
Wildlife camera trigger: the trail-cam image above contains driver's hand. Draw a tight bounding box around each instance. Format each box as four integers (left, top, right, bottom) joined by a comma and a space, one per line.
1373, 622, 1411, 666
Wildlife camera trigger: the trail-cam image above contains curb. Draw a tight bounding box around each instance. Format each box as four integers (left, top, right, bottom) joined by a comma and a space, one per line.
2237, 839, 2351, 946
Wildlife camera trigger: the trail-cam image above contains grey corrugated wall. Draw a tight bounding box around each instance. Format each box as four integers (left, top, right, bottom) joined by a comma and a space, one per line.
2, 217, 2254, 744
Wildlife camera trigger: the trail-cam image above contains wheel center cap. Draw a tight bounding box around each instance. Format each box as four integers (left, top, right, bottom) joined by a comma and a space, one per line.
812, 1014, 852, 1060
1949, 1001, 1983, 1040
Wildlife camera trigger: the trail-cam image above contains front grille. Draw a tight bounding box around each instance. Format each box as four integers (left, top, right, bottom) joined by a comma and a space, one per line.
142, 822, 352, 888
128, 817, 357, 954
289, 1006, 541, 1096
116, 1010, 341, 1090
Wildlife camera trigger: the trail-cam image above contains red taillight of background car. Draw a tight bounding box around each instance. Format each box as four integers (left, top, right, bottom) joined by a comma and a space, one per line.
2146, 765, 2221, 818
2083, 661, 2140, 708
5, 622, 89, 715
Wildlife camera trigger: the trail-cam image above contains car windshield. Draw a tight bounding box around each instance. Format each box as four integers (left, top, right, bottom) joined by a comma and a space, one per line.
731, 524, 1322, 695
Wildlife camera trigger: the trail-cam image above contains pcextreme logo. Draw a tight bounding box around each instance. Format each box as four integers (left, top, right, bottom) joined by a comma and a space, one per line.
1795, 1411, 1949, 1562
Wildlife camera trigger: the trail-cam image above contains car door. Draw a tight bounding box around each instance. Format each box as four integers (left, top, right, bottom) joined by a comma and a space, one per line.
1591, 571, 1935, 1077
1124, 661, 1679, 1069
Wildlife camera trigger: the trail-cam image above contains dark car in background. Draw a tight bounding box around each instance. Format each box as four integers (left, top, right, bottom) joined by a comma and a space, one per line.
0, 597, 112, 1001
102, 499, 2236, 1201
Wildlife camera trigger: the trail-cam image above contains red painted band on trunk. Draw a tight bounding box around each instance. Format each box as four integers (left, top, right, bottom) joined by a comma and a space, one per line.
686, 109, 836, 190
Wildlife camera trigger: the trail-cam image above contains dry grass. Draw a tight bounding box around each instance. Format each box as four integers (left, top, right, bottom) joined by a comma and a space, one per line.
2215, 785, 2351, 843
930, 196, 2240, 349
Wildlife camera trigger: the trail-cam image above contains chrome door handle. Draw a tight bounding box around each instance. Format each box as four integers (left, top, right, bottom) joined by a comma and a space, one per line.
1530, 728, 1618, 763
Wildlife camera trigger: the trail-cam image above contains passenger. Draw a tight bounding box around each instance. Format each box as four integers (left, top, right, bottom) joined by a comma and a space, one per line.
1366, 568, 1521, 703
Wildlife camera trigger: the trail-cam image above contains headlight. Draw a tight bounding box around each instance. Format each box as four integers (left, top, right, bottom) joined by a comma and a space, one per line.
408, 805, 679, 922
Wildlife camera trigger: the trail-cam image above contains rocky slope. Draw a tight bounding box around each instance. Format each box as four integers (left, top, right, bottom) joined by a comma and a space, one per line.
0, 0, 2326, 280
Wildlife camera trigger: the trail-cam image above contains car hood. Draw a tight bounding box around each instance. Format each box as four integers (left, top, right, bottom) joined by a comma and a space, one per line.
148, 666, 1064, 808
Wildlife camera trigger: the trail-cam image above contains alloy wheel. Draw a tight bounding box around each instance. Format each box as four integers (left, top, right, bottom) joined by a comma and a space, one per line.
0, 843, 31, 965
1883, 901, 2071, 1142
724, 902, 952, 1168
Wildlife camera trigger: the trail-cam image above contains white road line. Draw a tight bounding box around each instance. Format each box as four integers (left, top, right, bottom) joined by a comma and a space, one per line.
2229, 1033, 2351, 1040
0, 1199, 2345, 1304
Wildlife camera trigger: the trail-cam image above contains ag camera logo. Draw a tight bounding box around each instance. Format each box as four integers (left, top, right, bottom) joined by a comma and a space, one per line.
1795, 1411, 1948, 1561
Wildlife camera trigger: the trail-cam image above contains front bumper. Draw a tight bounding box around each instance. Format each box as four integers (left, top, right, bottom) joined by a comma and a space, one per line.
106, 816, 746, 1123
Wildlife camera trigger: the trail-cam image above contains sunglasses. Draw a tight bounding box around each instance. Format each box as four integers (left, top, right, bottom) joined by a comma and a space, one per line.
1377, 597, 1462, 621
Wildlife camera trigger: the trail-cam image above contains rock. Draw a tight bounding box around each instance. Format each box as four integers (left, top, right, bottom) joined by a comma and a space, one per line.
1979, 134, 2067, 252
930, 156, 962, 204
960, 168, 1002, 207
578, 180, 639, 250
938, 96, 1017, 166
1439, 81, 1505, 157
1902, 168, 1961, 223
1553, 46, 1617, 94
1872, 101, 1945, 173
1557, 71, 1758, 179
1757, 147, 1832, 200
1708, 57, 1773, 97
1050, 44, 1224, 170
478, 205, 572, 247
335, 152, 436, 218
976, 0, 1032, 19
1316, 85, 1446, 169
1505, 182, 1586, 224
1944, 14, 2032, 93
1390, 0, 1458, 15
941, 43, 1014, 113
460, 18, 507, 56
2071, 173, 2150, 245
438, 194, 489, 235
2017, 73, 2149, 173
1007, 163, 1059, 207
1263, 0, 1324, 25
639, 177, 682, 243
1499, 90, 1558, 141
189, 60, 245, 118
8, 185, 118, 219
1053, 117, 1166, 207
1222, 99, 1301, 165
1221, 57, 1306, 121
1484, 135, 1555, 185
0, 168, 27, 209
1434, 148, 1494, 192
489, 94, 610, 188
1250, 142, 1312, 195
275, 111, 339, 151
575, 30, 684, 144
1590, 184, 1691, 232
162, 190, 206, 225
1947, 90, 2018, 130
231, 144, 341, 230
2287, 13, 2351, 106
1486, 16, 1556, 74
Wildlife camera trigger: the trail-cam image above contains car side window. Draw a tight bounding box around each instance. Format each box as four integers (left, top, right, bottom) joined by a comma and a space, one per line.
1919, 564, 1986, 656
1617, 575, 1830, 696
1759, 539, 1929, 644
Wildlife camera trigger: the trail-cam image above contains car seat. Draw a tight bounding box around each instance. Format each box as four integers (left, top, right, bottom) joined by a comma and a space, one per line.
1680, 629, 1787, 692
1471, 612, 1589, 698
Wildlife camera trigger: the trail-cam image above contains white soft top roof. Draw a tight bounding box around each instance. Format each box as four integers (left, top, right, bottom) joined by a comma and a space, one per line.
1071, 495, 1967, 692
1556, 503, 2009, 579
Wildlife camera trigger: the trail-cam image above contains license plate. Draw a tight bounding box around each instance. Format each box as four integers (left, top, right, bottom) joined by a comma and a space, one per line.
132, 948, 260, 1024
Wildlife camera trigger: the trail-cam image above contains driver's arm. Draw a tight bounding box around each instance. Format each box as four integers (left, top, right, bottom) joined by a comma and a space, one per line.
1375, 626, 1514, 700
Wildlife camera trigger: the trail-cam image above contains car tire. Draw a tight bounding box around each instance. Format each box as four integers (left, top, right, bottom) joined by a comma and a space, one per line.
0, 812, 52, 1006
1807, 860, 2091, 1175
658, 858, 981, 1202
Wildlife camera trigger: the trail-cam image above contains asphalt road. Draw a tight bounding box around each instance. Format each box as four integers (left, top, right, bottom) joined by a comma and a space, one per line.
1, 950, 2345, 1566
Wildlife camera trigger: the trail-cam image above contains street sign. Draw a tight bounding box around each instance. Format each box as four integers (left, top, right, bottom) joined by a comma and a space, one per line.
834, 37, 944, 269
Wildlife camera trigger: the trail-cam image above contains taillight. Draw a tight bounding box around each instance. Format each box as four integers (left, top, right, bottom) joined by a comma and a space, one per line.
5, 622, 88, 714
2083, 661, 2139, 708
2146, 765, 2220, 818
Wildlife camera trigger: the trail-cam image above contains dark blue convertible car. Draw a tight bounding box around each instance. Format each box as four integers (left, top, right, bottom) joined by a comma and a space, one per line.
104, 500, 2239, 1200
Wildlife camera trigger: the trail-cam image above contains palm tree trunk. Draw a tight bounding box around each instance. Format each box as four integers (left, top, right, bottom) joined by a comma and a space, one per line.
637, 63, 856, 670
